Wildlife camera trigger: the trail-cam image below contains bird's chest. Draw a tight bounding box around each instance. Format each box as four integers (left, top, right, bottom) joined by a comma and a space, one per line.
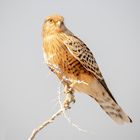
43, 38, 85, 77
43, 38, 68, 68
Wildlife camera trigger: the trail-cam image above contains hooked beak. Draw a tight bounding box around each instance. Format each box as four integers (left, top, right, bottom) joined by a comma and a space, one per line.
57, 21, 63, 28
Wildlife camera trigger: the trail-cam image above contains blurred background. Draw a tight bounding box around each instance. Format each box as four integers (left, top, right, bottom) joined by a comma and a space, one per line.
0, 0, 140, 140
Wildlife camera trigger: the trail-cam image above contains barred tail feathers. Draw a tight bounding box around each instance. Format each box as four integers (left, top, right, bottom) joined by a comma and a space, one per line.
88, 79, 132, 124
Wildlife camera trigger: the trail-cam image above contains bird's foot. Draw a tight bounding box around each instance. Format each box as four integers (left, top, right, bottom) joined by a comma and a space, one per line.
63, 92, 75, 109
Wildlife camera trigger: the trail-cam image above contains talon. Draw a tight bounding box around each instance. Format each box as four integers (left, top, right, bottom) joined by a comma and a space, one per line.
63, 101, 71, 109
63, 84, 75, 109
72, 99, 76, 103
63, 93, 75, 109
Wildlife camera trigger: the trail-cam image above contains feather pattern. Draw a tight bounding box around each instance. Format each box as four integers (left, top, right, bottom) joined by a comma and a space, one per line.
64, 36, 103, 80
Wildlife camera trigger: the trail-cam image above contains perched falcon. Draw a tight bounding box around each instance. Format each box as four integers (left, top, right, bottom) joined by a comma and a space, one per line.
42, 15, 132, 124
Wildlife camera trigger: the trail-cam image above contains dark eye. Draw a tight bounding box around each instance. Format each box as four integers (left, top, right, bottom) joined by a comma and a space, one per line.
49, 19, 53, 23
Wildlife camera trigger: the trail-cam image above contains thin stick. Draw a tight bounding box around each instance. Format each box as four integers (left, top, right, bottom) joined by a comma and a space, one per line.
28, 86, 73, 140
28, 107, 69, 140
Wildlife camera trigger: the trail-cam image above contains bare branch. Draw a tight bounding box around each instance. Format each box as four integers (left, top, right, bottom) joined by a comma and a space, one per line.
28, 88, 74, 140
28, 109, 63, 140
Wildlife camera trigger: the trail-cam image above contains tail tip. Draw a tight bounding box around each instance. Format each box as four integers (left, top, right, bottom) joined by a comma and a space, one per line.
128, 116, 132, 123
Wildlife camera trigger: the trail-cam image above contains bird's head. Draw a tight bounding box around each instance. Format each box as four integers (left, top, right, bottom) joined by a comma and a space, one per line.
42, 15, 66, 36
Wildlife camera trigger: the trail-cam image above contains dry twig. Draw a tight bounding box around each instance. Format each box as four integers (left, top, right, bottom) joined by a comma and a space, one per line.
28, 88, 74, 140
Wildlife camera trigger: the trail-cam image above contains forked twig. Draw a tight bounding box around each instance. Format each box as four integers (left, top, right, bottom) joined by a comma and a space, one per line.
28, 89, 74, 140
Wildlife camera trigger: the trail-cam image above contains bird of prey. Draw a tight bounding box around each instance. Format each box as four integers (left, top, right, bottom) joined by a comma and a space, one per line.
42, 15, 132, 124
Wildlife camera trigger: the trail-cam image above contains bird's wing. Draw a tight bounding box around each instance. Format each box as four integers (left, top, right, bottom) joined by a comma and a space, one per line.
64, 35, 117, 103
64, 36, 103, 79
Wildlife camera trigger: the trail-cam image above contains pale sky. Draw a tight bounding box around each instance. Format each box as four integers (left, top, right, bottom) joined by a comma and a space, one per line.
0, 0, 140, 140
